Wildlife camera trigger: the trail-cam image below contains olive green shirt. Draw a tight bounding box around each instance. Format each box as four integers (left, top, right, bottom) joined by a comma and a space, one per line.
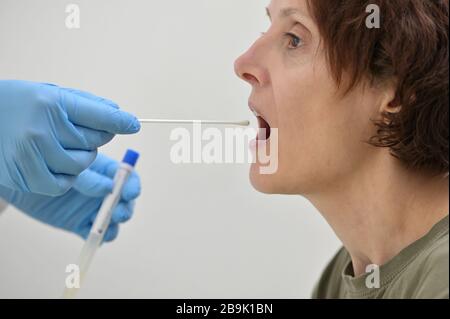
313, 215, 449, 299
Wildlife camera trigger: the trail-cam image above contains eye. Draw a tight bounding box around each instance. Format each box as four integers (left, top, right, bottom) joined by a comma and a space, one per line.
285, 33, 303, 49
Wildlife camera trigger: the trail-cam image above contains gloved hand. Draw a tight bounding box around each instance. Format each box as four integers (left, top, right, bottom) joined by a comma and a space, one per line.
0, 153, 141, 242
0, 80, 141, 196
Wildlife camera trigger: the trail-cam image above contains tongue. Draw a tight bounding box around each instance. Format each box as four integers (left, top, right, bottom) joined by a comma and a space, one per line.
257, 116, 271, 140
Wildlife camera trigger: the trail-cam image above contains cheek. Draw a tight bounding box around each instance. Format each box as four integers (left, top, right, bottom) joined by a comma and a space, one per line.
273, 66, 333, 155
268, 67, 376, 192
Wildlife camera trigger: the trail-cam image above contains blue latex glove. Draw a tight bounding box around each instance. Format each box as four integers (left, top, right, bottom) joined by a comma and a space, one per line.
0, 154, 141, 242
0, 80, 141, 196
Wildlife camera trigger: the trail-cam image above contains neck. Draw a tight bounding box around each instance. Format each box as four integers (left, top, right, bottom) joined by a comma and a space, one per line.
305, 150, 449, 277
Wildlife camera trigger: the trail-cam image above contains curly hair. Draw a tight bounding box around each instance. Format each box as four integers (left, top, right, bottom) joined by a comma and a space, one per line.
307, 0, 449, 175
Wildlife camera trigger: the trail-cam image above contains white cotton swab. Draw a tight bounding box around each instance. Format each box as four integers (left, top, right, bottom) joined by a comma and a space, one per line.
138, 119, 250, 127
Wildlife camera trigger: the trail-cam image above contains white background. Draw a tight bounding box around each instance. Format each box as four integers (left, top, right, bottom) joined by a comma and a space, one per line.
0, 0, 340, 298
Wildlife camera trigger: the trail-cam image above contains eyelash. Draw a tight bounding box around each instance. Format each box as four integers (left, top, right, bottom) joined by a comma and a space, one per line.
285, 33, 303, 49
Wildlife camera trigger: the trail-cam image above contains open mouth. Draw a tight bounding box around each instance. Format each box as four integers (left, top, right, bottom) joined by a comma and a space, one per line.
251, 109, 271, 141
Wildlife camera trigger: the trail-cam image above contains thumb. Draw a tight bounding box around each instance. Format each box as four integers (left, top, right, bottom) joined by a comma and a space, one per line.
73, 168, 113, 198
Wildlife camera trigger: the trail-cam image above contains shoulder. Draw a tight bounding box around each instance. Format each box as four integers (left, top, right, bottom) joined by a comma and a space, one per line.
411, 231, 449, 298
312, 247, 350, 299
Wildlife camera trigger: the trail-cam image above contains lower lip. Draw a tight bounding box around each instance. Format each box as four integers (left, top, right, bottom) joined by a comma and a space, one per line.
249, 138, 269, 151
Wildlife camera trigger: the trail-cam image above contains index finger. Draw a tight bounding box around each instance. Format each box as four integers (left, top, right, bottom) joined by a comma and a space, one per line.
60, 88, 141, 134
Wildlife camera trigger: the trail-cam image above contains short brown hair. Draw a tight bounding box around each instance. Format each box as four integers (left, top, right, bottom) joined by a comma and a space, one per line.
307, 0, 449, 174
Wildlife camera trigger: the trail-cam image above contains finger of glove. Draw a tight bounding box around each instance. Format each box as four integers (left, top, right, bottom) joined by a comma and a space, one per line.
62, 88, 119, 109
89, 154, 141, 202
73, 167, 114, 198
103, 223, 119, 242
60, 89, 140, 134
38, 136, 98, 176
111, 201, 135, 224
18, 140, 77, 195
74, 125, 114, 149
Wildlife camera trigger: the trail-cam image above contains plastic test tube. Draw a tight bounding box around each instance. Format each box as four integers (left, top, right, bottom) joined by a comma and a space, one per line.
62, 149, 140, 299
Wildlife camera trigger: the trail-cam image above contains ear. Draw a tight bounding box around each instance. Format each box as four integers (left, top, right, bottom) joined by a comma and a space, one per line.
379, 85, 401, 115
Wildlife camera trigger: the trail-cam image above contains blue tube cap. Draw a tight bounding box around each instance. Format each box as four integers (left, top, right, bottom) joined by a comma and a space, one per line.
122, 149, 140, 167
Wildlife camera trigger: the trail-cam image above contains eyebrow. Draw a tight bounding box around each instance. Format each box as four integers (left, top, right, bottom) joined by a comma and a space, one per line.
265, 6, 313, 34
266, 7, 302, 19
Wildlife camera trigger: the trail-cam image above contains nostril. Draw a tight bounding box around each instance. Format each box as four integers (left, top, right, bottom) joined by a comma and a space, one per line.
242, 73, 259, 85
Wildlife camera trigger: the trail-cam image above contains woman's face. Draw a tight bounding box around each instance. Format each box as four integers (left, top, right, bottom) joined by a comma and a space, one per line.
235, 0, 387, 195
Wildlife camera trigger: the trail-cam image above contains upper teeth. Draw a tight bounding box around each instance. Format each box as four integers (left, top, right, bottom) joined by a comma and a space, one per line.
252, 109, 260, 117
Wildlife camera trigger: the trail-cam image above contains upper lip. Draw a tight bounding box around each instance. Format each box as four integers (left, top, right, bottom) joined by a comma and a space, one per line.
249, 100, 272, 140
248, 101, 266, 120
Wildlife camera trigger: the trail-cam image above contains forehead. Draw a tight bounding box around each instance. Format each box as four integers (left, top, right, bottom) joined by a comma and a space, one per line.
267, 0, 317, 33
267, 0, 310, 18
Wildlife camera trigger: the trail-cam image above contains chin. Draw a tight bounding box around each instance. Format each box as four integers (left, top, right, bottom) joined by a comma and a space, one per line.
249, 163, 282, 194
249, 163, 316, 195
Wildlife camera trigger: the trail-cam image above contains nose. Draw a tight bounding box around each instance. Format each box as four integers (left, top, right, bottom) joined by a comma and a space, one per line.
234, 40, 270, 87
